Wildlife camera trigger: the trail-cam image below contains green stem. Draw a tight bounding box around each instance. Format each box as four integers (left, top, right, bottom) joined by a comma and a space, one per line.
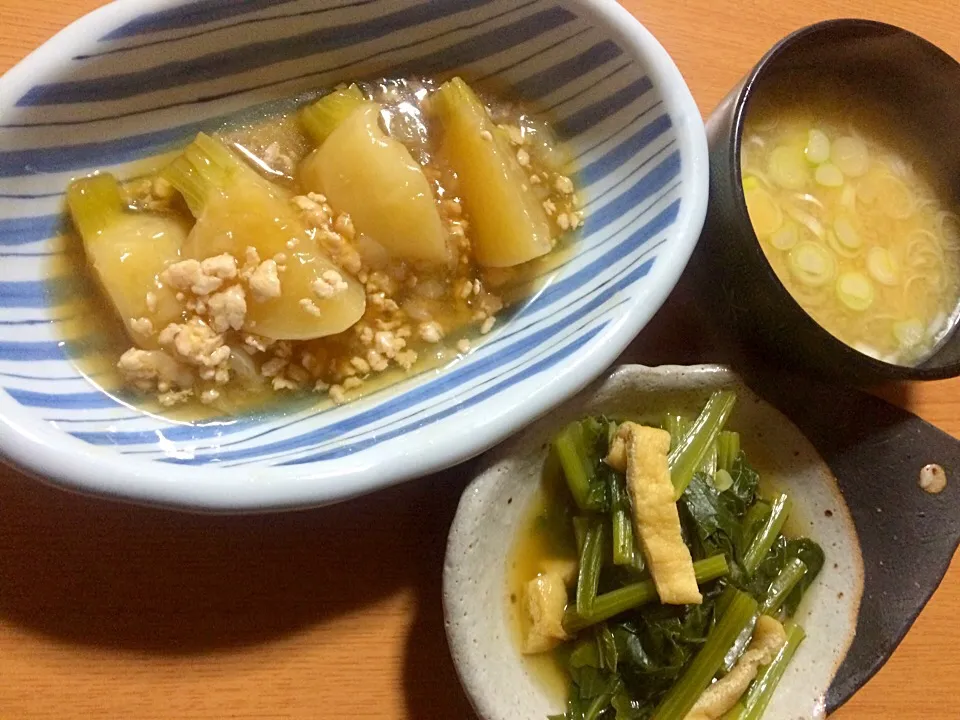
732, 622, 806, 720
717, 431, 741, 474
740, 501, 771, 552
699, 442, 718, 478
610, 474, 634, 566
715, 584, 737, 619
722, 702, 746, 720
663, 413, 691, 452
575, 519, 606, 615
742, 493, 792, 575
651, 590, 759, 720
300, 84, 366, 145
573, 516, 589, 557
669, 390, 737, 498
554, 421, 597, 511
66, 174, 127, 241
563, 555, 729, 633
761, 558, 808, 615
160, 132, 248, 217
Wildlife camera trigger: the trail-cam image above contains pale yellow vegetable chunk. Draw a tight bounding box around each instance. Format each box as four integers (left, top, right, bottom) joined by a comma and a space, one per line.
67, 175, 186, 349
433, 77, 553, 267
299, 103, 451, 265
163, 133, 366, 341
620, 422, 702, 605
87, 216, 187, 347
685, 616, 787, 720
186, 180, 366, 340
522, 572, 569, 654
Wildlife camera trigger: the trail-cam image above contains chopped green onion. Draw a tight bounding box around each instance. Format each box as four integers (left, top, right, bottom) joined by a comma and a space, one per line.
814, 163, 844, 187
669, 390, 737, 498
300, 84, 366, 145
804, 129, 830, 164
713, 468, 734, 492
827, 231, 859, 260
833, 215, 861, 249
66, 174, 127, 241
831, 136, 869, 177
563, 555, 730, 633
743, 493, 792, 575
768, 145, 809, 190
769, 222, 798, 251
651, 590, 759, 720
866, 246, 900, 286
836, 271, 875, 311
788, 241, 835, 287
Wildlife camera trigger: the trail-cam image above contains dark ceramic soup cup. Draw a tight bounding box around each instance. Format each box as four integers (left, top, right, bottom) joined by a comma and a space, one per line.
699, 19, 960, 383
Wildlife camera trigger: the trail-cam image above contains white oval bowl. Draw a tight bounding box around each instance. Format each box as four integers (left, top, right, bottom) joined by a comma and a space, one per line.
0, 0, 708, 510
444, 364, 864, 720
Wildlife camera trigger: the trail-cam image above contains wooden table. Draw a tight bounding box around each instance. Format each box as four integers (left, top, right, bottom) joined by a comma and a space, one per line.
0, 1, 958, 717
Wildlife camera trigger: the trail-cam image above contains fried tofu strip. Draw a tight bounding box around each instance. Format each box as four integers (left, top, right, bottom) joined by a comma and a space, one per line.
685, 615, 788, 720
613, 422, 702, 605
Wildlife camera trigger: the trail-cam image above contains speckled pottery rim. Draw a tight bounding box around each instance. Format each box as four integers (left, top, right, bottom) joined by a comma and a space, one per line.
443, 364, 864, 720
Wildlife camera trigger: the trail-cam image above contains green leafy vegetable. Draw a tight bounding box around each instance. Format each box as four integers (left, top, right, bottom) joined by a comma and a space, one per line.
728, 621, 806, 720
742, 494, 792, 575
529, 392, 823, 720
651, 590, 759, 719
577, 519, 608, 615
563, 555, 730, 633
668, 390, 737, 497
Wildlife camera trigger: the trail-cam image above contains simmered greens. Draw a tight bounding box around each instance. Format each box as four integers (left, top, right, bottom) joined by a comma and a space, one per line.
515, 391, 823, 720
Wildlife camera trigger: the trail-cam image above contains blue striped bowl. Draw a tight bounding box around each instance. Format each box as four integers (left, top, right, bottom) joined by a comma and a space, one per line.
0, 0, 708, 511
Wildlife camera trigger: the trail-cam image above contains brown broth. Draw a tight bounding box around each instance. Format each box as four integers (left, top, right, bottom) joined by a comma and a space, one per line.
58, 78, 581, 418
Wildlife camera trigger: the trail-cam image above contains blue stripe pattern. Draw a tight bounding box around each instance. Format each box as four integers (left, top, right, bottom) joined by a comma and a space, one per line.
101, 0, 301, 40
0, 0, 699, 494
21, 0, 497, 106
281, 324, 605, 466
0, 214, 62, 245
0, 341, 70, 361
6, 388, 121, 409
0, 280, 51, 307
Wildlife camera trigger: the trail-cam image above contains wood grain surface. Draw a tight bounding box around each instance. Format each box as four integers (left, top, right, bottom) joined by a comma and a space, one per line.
0, 1, 958, 718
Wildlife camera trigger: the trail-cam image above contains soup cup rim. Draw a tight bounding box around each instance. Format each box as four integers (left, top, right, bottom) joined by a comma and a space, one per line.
721, 18, 960, 380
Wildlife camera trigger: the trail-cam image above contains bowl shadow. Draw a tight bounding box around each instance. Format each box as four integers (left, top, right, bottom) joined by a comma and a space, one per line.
400, 475, 480, 720
0, 460, 469, 657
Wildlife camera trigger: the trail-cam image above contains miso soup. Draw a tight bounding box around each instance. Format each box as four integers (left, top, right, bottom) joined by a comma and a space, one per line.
741, 90, 960, 366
